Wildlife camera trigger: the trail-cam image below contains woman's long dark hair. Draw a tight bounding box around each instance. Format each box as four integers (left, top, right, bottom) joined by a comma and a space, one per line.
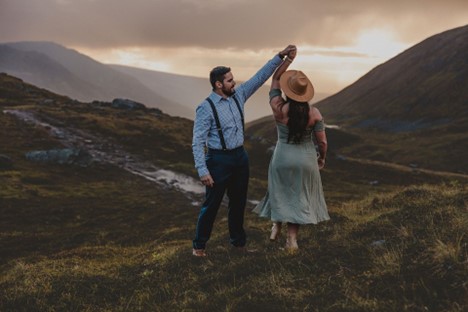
286, 97, 310, 144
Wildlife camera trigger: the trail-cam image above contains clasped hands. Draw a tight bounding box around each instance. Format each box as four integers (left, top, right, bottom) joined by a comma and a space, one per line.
279, 45, 297, 61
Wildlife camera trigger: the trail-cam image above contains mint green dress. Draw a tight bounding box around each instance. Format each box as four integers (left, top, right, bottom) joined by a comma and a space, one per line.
253, 123, 329, 224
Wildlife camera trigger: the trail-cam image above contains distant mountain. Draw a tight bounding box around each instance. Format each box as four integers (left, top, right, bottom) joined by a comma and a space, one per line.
111, 64, 273, 122
111, 65, 330, 122
0, 41, 190, 118
0, 45, 106, 100
110, 65, 211, 121
315, 25, 468, 132
0, 41, 329, 121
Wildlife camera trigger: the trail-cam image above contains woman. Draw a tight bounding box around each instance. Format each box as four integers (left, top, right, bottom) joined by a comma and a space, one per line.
253, 48, 329, 251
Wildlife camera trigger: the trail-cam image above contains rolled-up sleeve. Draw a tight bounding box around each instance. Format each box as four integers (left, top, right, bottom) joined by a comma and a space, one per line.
192, 104, 211, 177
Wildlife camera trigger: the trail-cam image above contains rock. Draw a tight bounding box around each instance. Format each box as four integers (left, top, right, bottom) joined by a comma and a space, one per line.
149, 107, 163, 115
0, 154, 13, 170
336, 154, 347, 161
25, 148, 93, 166
111, 98, 146, 110
41, 99, 54, 105
370, 239, 386, 247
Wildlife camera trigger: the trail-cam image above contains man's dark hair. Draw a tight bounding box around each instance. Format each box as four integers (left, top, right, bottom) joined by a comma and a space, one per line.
210, 66, 231, 90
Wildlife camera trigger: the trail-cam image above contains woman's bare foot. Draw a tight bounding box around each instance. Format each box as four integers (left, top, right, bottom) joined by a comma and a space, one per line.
270, 222, 282, 241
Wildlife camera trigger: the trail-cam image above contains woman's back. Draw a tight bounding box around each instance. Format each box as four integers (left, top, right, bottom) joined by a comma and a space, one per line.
276, 122, 313, 144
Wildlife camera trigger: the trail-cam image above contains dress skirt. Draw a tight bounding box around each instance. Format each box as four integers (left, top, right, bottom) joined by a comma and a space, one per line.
253, 123, 329, 224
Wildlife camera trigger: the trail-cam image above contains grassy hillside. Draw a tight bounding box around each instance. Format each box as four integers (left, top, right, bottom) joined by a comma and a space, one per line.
1, 168, 466, 311
0, 73, 195, 174
1, 73, 467, 311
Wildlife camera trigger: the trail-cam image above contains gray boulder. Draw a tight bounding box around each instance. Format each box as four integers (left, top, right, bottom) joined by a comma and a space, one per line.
25, 148, 92, 166
111, 98, 146, 110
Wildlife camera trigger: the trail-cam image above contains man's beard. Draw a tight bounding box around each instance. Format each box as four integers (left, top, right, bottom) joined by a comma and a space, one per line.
221, 86, 236, 97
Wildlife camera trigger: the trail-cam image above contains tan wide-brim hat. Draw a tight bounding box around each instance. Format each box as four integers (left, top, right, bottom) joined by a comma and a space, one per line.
280, 70, 314, 102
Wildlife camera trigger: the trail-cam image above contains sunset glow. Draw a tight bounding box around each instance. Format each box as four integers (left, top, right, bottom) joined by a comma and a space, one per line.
352, 29, 408, 58
77, 33, 409, 95
77, 47, 172, 72
2, 0, 466, 95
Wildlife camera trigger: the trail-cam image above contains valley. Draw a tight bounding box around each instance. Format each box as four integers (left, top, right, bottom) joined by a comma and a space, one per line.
1, 24, 467, 312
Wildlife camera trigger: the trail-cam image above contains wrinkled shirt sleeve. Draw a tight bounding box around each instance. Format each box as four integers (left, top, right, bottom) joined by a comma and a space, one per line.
236, 54, 283, 102
192, 103, 211, 177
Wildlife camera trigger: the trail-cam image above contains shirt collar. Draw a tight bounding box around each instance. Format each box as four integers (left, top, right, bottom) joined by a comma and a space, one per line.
209, 91, 227, 104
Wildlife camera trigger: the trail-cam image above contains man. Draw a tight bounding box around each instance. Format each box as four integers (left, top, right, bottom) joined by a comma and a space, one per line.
192, 45, 297, 257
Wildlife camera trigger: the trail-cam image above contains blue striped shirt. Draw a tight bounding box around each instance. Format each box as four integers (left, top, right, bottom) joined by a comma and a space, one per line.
192, 54, 283, 177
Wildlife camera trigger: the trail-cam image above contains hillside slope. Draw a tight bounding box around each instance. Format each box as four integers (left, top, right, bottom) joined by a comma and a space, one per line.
1, 72, 466, 311
315, 25, 468, 131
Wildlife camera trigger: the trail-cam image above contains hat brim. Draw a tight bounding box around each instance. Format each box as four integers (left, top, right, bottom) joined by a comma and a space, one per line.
279, 70, 315, 102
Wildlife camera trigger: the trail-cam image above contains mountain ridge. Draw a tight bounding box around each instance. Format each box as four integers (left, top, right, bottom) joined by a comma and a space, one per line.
0, 45, 105, 100
0, 40, 330, 121
0, 41, 191, 118
315, 25, 468, 131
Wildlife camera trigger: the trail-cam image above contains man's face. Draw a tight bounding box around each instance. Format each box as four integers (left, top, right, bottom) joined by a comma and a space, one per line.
220, 72, 236, 96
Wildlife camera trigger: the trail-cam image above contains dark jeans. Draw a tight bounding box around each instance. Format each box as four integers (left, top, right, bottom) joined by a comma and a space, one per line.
193, 146, 249, 250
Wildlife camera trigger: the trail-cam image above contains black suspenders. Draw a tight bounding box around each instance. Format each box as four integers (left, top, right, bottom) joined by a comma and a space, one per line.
232, 96, 245, 133
206, 96, 244, 151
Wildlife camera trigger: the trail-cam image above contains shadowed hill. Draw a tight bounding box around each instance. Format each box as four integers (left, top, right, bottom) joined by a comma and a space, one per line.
315, 25, 468, 131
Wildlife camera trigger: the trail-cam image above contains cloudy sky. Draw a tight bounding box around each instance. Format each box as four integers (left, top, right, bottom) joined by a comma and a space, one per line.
1, 0, 467, 93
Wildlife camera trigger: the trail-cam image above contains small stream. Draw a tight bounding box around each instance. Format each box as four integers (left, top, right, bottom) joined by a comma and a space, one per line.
4, 109, 205, 200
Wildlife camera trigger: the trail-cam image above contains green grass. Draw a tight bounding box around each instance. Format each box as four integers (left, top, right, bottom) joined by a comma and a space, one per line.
1, 182, 466, 311
1, 73, 467, 311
